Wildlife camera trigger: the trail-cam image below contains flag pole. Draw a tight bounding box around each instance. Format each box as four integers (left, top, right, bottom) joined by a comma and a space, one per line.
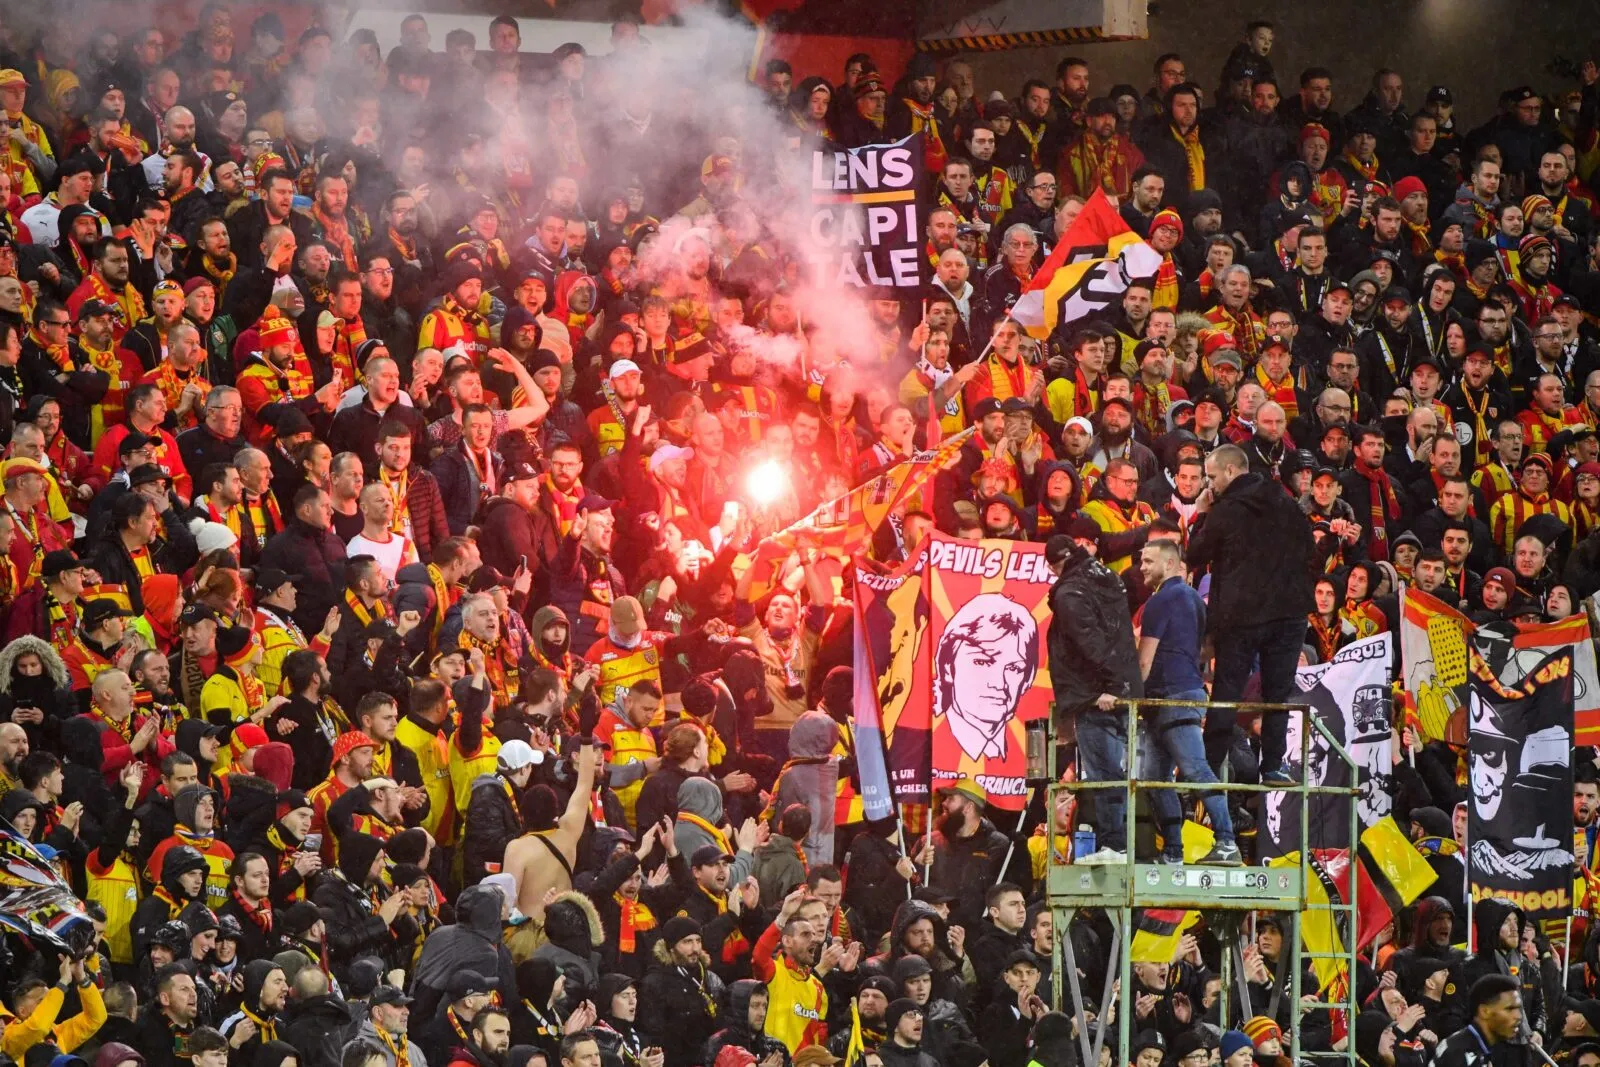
896, 802, 913, 899
994, 789, 1032, 887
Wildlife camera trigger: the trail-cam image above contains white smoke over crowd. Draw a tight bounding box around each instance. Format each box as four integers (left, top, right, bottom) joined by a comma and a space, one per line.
599, 8, 885, 381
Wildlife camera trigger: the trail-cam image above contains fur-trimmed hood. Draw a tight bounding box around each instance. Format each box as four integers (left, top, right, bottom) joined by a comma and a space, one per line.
543, 889, 604, 949
0, 635, 68, 692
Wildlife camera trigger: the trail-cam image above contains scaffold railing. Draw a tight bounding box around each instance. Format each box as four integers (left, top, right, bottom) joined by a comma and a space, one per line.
1041, 698, 1360, 1067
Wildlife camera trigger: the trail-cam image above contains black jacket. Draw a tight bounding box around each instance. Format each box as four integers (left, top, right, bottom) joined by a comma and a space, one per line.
638, 946, 726, 1067
1186, 471, 1316, 629
281, 993, 356, 1067
921, 820, 1031, 930
1046, 552, 1142, 714
431, 440, 503, 535
258, 520, 348, 636
462, 770, 520, 887
86, 522, 198, 614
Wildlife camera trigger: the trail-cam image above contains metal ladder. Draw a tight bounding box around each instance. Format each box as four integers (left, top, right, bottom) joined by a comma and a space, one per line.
1041, 699, 1360, 1067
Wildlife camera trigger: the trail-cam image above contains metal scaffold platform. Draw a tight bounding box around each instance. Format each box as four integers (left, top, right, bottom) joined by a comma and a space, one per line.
1042, 699, 1360, 1067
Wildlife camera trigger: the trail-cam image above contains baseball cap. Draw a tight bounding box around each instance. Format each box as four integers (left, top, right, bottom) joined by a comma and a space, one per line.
691, 844, 734, 867
41, 549, 81, 579
648, 443, 694, 473
504, 459, 540, 484
118, 431, 155, 455
972, 397, 1002, 420
608, 359, 642, 380
577, 493, 617, 513
1426, 85, 1453, 105
371, 985, 414, 1007
129, 464, 171, 488
1, 456, 48, 481
610, 595, 644, 635
937, 779, 986, 805
82, 598, 132, 629
497, 740, 537, 771
77, 298, 116, 320
0, 70, 26, 89
1000, 397, 1032, 415
256, 568, 300, 595
1063, 416, 1094, 436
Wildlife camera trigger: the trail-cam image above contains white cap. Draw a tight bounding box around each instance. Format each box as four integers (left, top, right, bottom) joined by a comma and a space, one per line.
498, 740, 537, 771
363, 777, 398, 792
649, 443, 695, 473
609, 358, 643, 380
1064, 416, 1094, 435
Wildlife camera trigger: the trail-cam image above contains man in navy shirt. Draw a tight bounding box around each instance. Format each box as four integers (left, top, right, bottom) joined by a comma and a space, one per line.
1136, 539, 1241, 865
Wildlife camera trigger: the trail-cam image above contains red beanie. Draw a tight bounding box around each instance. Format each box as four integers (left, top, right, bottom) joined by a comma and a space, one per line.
1392, 176, 1426, 202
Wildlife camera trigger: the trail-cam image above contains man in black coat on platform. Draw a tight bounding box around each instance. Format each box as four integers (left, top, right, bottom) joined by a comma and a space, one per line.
1185, 443, 1316, 781
1045, 529, 1142, 865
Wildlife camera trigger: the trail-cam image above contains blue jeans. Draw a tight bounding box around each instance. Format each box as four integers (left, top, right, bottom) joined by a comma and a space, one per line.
1139, 690, 1236, 848
1207, 617, 1309, 775
1076, 708, 1127, 851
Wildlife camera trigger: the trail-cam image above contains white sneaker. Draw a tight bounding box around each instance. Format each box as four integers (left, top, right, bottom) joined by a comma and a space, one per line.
1075, 847, 1128, 867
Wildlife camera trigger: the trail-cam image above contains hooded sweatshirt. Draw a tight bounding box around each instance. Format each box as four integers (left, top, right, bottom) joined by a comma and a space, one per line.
411, 884, 516, 1024
772, 710, 844, 866
674, 777, 754, 887
220, 960, 285, 1055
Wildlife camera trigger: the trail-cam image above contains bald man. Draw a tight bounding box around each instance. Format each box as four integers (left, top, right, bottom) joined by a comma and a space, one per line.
0, 722, 28, 798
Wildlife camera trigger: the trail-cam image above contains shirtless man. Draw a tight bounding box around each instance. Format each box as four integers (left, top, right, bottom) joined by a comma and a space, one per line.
506, 723, 600, 918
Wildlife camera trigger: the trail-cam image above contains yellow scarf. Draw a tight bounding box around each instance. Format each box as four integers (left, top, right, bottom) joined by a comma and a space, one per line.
1172, 125, 1205, 191
677, 811, 730, 854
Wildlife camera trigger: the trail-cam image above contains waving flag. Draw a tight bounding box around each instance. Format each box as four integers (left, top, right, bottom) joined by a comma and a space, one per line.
742, 427, 974, 601
1400, 587, 1600, 744
1010, 189, 1163, 340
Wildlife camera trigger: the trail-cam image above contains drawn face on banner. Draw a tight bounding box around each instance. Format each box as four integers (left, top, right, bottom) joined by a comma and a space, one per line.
1350, 683, 1395, 826
935, 592, 1039, 761
1469, 692, 1512, 822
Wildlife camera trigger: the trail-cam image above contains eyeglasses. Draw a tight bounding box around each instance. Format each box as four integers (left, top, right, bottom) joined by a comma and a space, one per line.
364, 267, 395, 277
40, 318, 70, 328
247, 136, 273, 146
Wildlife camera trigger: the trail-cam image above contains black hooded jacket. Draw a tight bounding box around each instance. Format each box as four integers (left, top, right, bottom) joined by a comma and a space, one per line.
1460, 897, 1545, 1031
410, 884, 518, 1025
1046, 547, 1142, 715
703, 979, 792, 1067
220, 959, 286, 1060
311, 831, 394, 983
130, 843, 208, 959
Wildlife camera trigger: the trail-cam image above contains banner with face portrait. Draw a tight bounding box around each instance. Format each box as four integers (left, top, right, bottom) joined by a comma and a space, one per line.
1468, 647, 1575, 919
1261, 634, 1393, 860
921, 532, 1055, 809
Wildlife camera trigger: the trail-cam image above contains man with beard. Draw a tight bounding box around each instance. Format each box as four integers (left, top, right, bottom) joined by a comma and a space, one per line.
1081, 443, 1157, 571
1358, 286, 1423, 399
752, 888, 851, 1055
236, 306, 342, 446
1058, 98, 1146, 203
1118, 168, 1165, 239
444, 1004, 511, 1067
1444, 157, 1502, 242
218, 960, 288, 1059
182, 222, 238, 327
229, 169, 313, 272
156, 149, 208, 244
909, 781, 1024, 924
1136, 84, 1210, 203
639, 918, 723, 1067
886, 54, 947, 174
1533, 150, 1591, 247
138, 967, 200, 1067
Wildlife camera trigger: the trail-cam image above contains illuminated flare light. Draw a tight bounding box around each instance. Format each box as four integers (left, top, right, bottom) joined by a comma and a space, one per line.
746, 459, 789, 507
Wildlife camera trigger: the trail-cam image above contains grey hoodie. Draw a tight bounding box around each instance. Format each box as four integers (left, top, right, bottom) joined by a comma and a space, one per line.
675, 777, 754, 886
775, 710, 842, 865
